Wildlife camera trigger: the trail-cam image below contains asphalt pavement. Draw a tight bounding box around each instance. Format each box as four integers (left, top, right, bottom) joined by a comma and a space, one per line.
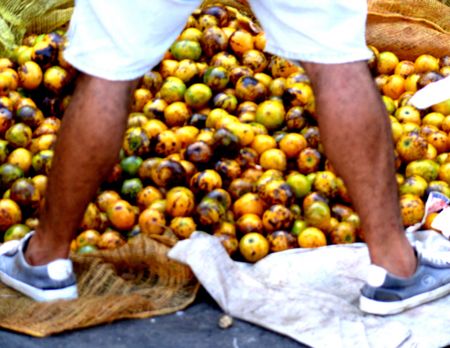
0, 288, 309, 348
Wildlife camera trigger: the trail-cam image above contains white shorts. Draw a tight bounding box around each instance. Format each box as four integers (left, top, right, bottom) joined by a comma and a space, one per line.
64, 0, 373, 81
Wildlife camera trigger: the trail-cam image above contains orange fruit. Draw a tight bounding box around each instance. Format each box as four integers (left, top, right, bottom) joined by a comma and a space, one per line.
31, 174, 47, 197
394, 60, 415, 77
396, 133, 428, 162
17, 61, 43, 90
254, 32, 266, 51
279, 133, 307, 158
138, 208, 166, 235
229, 29, 254, 55
259, 148, 286, 171
297, 227, 327, 248
242, 49, 268, 73
239, 232, 269, 262
267, 230, 297, 252
163, 101, 191, 127
96, 190, 121, 212
7, 148, 32, 173
426, 130, 448, 154
422, 112, 445, 129
250, 134, 277, 155
170, 216, 197, 239
131, 88, 152, 112
214, 232, 239, 255
269, 56, 300, 78
98, 230, 126, 250
262, 204, 294, 233
399, 194, 425, 226
438, 162, 450, 185
236, 213, 263, 235
391, 121, 403, 143
233, 192, 265, 218
297, 147, 321, 174
404, 74, 421, 93
0, 198, 22, 231
425, 144, 437, 160
382, 74, 405, 100
107, 199, 136, 231
422, 212, 439, 231
165, 186, 195, 217
184, 83, 212, 109
414, 54, 439, 73
136, 186, 163, 211
304, 201, 331, 231
213, 221, 236, 237
330, 221, 356, 244
395, 105, 421, 124
76, 229, 101, 248
377, 51, 399, 75
432, 99, 450, 116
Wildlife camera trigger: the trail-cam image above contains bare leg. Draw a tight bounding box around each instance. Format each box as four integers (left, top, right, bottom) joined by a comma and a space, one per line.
25, 74, 137, 265
302, 61, 416, 277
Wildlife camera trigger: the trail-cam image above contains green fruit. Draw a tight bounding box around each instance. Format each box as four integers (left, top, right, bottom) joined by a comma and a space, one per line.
399, 175, 428, 197
0, 163, 24, 192
203, 66, 229, 91
5, 123, 32, 148
0, 139, 9, 163
9, 178, 40, 208
255, 100, 285, 131
405, 159, 439, 182
291, 219, 308, 236
184, 83, 212, 109
77, 244, 98, 255
170, 40, 202, 61
286, 172, 311, 198
122, 127, 150, 156
31, 150, 54, 175
121, 178, 143, 202
120, 156, 143, 177
4, 223, 30, 242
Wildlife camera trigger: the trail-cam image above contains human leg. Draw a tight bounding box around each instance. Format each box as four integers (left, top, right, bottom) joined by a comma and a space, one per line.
0, 0, 202, 301
300, 61, 416, 277
27, 75, 137, 265
250, 0, 450, 314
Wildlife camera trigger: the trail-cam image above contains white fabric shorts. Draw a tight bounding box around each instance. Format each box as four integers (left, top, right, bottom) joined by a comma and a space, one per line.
64, 0, 373, 81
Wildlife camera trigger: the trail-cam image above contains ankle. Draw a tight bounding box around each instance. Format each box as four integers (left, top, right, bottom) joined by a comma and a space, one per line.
24, 234, 70, 266
370, 242, 417, 278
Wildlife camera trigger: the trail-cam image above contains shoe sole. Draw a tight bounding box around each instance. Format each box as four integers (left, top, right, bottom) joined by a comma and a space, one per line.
0, 270, 78, 302
359, 282, 450, 315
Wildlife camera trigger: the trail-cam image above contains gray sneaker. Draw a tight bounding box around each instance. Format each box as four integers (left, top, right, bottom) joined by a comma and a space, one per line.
0, 232, 78, 302
359, 249, 450, 315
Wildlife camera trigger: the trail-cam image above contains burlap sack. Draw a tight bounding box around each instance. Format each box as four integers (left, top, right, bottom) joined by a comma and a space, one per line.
0, 234, 199, 337
366, 0, 450, 60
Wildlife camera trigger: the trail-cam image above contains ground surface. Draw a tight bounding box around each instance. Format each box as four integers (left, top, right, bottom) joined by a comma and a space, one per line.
0, 288, 309, 348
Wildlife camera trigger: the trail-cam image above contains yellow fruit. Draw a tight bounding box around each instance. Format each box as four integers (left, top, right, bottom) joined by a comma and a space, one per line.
399, 194, 425, 226
259, 148, 287, 171
239, 232, 269, 262
297, 227, 327, 248
377, 51, 399, 75
139, 208, 166, 235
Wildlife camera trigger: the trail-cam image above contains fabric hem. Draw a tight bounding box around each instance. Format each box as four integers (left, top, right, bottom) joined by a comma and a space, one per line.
64, 52, 152, 81
264, 43, 373, 64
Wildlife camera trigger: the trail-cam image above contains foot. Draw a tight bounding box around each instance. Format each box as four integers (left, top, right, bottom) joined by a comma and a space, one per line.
360, 249, 450, 315
0, 232, 78, 302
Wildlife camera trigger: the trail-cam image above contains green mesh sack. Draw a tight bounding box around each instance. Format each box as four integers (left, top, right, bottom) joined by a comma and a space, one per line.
0, 0, 74, 57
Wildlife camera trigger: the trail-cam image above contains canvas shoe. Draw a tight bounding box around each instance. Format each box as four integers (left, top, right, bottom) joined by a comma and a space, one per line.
359, 249, 450, 315
0, 232, 78, 302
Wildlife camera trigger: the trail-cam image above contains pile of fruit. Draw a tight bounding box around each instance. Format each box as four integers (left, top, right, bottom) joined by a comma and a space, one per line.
0, 4, 449, 263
